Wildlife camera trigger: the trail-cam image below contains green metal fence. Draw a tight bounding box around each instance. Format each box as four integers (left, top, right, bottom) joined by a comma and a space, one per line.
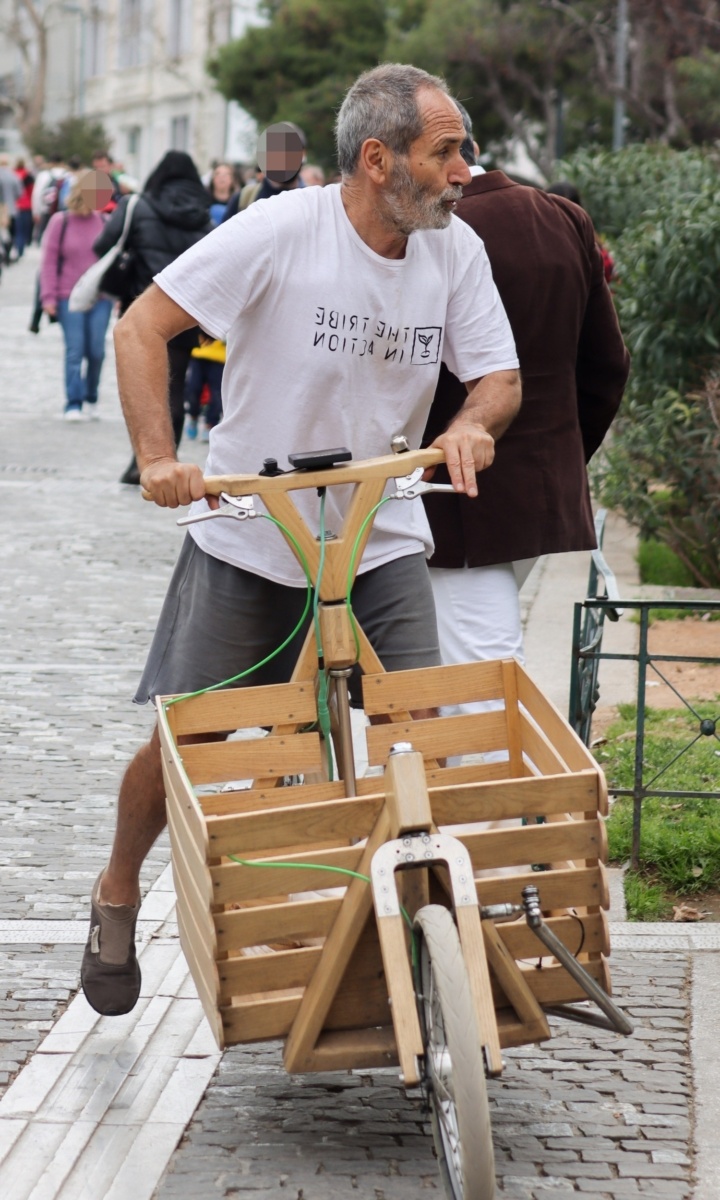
568, 511, 720, 868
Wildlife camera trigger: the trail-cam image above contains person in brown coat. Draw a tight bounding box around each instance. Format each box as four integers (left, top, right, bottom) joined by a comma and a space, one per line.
422, 104, 630, 675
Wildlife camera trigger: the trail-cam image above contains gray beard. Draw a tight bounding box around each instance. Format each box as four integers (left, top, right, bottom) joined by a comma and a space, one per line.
383, 158, 461, 235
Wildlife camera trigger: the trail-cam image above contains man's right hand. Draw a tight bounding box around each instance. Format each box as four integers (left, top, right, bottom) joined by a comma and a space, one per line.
140, 459, 210, 509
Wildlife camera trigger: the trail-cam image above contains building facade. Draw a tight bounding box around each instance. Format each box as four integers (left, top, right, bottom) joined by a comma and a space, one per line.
0, 0, 259, 176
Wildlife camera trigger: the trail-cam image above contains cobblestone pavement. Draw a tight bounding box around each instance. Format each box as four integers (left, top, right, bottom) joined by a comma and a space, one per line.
0, 251, 700, 1199
155, 953, 693, 1200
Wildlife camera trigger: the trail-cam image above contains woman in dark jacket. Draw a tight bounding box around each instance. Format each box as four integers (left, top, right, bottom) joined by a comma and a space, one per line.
94, 151, 212, 483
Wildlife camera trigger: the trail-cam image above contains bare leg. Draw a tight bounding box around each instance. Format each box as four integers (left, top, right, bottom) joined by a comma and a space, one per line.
101, 724, 167, 906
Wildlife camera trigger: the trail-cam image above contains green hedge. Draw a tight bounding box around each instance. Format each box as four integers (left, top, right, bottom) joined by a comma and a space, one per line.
560, 145, 720, 587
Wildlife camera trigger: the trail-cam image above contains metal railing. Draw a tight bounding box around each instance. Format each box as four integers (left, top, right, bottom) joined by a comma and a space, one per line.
568, 512, 720, 868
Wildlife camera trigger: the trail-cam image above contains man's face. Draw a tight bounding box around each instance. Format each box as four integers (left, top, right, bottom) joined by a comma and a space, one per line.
383, 89, 470, 235
93, 155, 112, 173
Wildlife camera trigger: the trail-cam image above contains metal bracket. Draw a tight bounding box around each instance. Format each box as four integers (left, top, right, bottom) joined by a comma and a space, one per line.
371, 832, 477, 918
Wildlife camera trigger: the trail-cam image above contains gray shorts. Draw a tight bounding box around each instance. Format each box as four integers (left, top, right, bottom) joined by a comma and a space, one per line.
135, 535, 440, 705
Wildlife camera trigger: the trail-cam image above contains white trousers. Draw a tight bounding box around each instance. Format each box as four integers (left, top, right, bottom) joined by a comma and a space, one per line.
430, 559, 537, 670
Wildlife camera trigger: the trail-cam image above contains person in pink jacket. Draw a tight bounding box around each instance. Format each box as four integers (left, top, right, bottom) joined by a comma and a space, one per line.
40, 171, 113, 421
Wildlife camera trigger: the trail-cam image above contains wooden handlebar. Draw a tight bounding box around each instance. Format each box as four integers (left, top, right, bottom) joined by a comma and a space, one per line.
203, 447, 444, 497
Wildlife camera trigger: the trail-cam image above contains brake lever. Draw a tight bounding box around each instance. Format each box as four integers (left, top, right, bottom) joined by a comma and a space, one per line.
392, 466, 455, 500
177, 494, 257, 526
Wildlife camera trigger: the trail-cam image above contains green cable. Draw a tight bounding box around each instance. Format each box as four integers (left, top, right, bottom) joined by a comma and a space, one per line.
163, 512, 314, 708
228, 853, 415, 938
344, 495, 395, 660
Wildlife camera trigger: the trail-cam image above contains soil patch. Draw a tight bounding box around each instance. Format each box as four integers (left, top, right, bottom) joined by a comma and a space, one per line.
591, 616, 720, 737
644, 617, 720, 706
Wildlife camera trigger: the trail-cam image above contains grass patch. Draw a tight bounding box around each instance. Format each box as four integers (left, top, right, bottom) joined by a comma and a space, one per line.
598, 702, 720, 919
637, 539, 696, 587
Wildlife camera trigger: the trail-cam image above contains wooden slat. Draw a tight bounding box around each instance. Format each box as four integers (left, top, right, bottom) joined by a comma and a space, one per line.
497, 911, 609, 960
199, 781, 348, 817
211, 845, 363, 905
482, 918, 550, 1042
366, 710, 508, 766
375, 914, 424, 1085
519, 711, 569, 775
219, 946, 320, 1000
215, 897, 341, 954
462, 818, 602, 872
475, 864, 609, 911
181, 732, 323, 785
284, 808, 391, 1072
206, 793, 384, 857
166, 787, 215, 918
362, 660, 505, 715
424, 759, 511, 787
222, 994, 299, 1044
160, 682, 318, 738
323, 912, 394, 1032
302, 1027, 398, 1073
496, 1008, 552, 1049
521, 956, 611, 1006
501, 660, 524, 777
429, 771, 600, 826
516, 665, 598, 772
161, 733, 209, 861
455, 906, 503, 1074
173, 870, 224, 1050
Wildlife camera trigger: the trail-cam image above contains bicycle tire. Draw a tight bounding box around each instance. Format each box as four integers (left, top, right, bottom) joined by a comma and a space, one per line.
414, 905, 496, 1200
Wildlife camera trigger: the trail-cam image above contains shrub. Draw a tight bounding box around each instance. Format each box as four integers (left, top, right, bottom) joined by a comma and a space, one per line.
560, 144, 720, 587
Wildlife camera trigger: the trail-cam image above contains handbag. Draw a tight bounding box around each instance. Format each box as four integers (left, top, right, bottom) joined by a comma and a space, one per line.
68, 194, 139, 312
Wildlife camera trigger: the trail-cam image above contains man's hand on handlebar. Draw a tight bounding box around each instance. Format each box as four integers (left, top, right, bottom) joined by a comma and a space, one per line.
140, 458, 218, 509
424, 421, 494, 498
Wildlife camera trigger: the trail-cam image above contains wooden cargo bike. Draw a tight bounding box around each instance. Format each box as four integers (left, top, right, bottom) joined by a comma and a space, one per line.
156, 448, 633, 1200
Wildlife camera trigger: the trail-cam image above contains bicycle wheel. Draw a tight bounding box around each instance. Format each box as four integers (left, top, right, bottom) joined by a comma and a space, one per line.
414, 905, 495, 1200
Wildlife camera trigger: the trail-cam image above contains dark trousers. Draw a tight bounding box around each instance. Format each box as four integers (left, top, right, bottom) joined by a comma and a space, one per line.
184, 358, 224, 427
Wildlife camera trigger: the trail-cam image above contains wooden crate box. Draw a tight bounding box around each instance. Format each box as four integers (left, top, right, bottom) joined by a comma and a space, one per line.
157, 658, 611, 1066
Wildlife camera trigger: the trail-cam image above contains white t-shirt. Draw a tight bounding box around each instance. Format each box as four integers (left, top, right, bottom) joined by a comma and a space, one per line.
155, 184, 518, 586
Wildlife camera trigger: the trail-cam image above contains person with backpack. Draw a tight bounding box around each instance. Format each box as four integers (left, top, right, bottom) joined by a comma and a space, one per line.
92, 150, 213, 483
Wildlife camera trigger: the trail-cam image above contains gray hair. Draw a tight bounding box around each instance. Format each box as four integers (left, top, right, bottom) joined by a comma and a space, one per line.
454, 100, 477, 168
335, 63, 449, 177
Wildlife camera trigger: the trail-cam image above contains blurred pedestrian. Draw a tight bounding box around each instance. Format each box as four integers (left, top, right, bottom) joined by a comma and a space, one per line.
184, 336, 225, 441
13, 159, 35, 258
0, 153, 22, 265
39, 171, 113, 421
93, 150, 213, 483
206, 162, 236, 225
300, 163, 325, 186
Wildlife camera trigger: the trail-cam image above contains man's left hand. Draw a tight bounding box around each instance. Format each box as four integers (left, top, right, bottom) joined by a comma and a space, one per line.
427, 421, 494, 497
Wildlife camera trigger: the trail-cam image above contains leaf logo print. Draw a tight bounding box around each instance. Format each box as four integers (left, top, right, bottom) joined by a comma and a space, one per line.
411, 326, 442, 365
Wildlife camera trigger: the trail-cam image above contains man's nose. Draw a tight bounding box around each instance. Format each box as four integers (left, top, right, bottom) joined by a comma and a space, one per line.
448, 152, 471, 186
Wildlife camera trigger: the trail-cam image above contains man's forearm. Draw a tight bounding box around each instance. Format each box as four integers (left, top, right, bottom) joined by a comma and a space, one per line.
114, 317, 176, 470
451, 369, 522, 440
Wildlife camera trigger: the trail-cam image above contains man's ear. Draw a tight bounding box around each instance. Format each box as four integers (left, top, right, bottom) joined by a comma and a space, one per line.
358, 137, 392, 185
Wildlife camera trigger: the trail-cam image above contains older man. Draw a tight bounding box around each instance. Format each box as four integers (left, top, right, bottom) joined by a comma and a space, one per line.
81, 64, 521, 1016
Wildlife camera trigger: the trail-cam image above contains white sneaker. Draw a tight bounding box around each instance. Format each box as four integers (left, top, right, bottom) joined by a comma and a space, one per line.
64, 408, 83, 422
83, 407, 100, 421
